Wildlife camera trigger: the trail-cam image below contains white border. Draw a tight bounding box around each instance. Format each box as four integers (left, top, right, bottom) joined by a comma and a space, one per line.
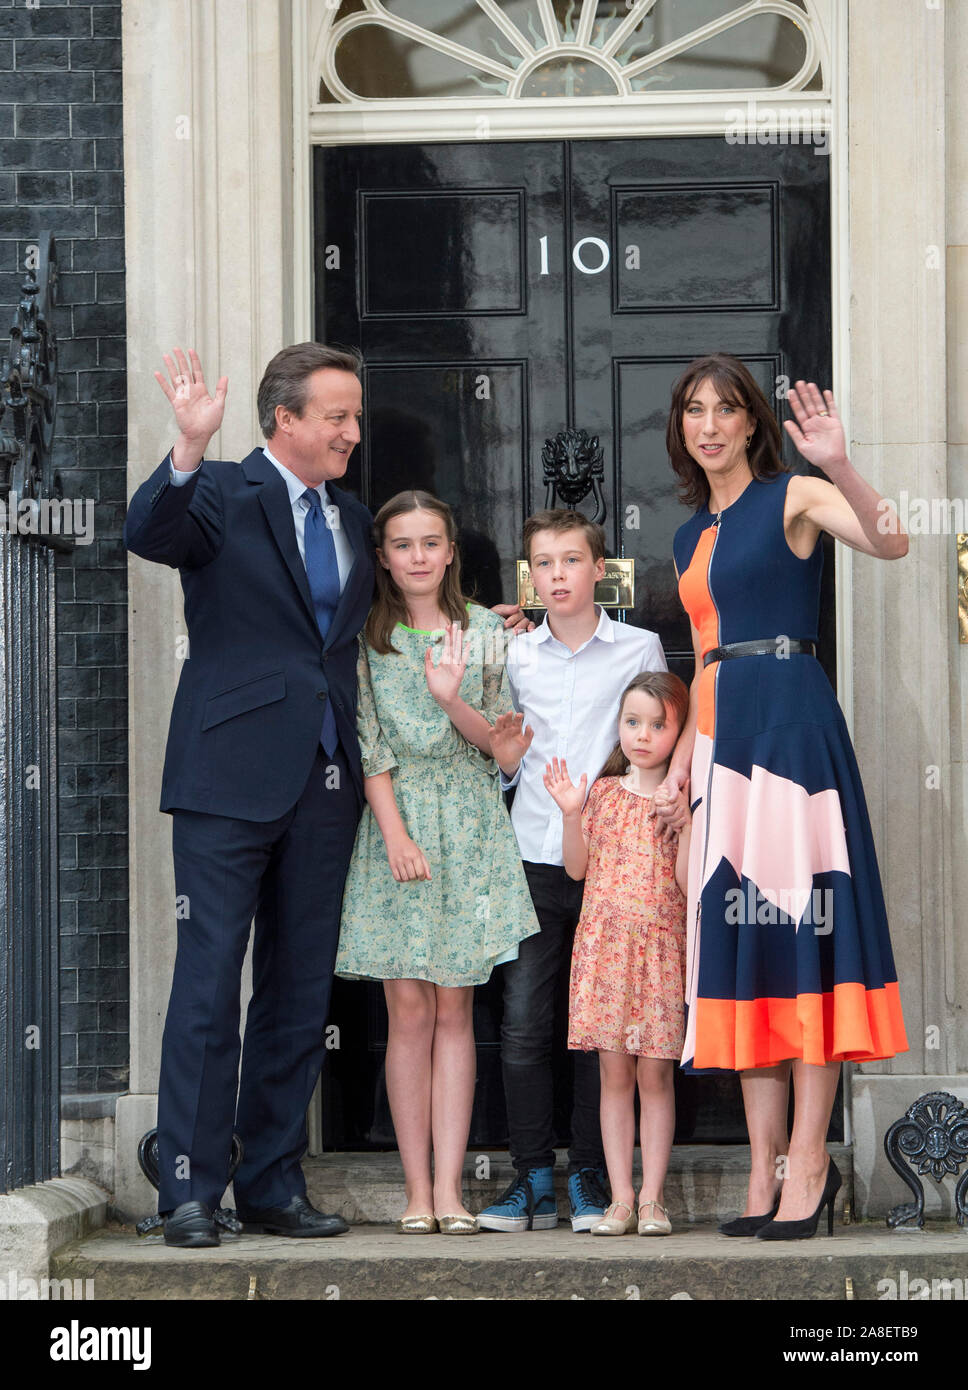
293, 0, 313, 344
828, 0, 850, 736
307, 93, 832, 144
827, 0, 851, 1150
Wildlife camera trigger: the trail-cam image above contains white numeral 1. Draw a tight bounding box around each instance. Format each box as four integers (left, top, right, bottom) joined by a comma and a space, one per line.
539, 235, 549, 276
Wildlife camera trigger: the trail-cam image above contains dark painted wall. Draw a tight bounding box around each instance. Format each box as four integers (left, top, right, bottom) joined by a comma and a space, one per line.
0, 0, 128, 1097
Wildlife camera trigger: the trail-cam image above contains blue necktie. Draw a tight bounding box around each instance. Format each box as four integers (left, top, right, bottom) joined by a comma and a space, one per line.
302, 488, 340, 757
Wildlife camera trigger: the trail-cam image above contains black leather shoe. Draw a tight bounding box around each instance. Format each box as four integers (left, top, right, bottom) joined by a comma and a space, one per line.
163, 1200, 220, 1248
236, 1193, 349, 1238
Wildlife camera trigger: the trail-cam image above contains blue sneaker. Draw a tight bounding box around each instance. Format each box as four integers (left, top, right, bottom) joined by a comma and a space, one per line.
568, 1167, 610, 1232
477, 1166, 558, 1232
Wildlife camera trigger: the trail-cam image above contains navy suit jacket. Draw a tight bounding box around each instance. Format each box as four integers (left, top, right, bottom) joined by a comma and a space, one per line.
124, 448, 375, 821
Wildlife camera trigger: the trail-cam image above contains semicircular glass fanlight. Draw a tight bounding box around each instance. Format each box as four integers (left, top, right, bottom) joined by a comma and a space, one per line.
323, 0, 821, 102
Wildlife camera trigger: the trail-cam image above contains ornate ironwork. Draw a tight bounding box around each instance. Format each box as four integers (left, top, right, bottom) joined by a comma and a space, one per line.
884, 1091, 968, 1228
1, 233, 60, 495
541, 427, 606, 524
135, 1128, 245, 1236
0, 233, 63, 1195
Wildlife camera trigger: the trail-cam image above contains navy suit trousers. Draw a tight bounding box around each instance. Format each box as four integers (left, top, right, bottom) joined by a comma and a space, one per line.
157, 741, 361, 1214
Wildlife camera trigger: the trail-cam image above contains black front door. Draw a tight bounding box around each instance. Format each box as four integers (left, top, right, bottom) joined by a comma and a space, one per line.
314, 137, 835, 1147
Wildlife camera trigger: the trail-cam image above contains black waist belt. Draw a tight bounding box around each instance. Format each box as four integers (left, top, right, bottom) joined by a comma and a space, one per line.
702, 638, 816, 668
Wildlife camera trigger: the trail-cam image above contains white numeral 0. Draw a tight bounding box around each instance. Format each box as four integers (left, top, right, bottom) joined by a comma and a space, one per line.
572, 237, 610, 275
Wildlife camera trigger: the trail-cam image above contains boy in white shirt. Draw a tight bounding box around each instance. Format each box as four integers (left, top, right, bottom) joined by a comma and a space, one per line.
480, 509, 668, 1232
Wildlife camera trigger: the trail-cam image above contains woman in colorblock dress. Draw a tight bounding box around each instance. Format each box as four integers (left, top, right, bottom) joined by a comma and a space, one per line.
656, 354, 909, 1240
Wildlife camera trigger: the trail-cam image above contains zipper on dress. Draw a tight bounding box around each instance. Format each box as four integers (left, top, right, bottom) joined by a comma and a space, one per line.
700, 512, 723, 884
690, 512, 723, 1004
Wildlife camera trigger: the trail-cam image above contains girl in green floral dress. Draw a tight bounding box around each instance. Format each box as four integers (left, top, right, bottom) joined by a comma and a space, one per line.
335, 490, 540, 1232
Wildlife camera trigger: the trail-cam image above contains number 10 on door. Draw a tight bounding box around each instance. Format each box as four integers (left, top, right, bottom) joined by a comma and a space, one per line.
539, 234, 612, 276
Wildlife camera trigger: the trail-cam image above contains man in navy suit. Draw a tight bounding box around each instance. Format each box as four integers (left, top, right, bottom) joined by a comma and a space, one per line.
125, 343, 375, 1245
126, 344, 528, 1247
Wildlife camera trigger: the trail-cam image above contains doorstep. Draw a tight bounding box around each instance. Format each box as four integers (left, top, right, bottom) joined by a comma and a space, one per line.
301, 1144, 854, 1225
51, 1219, 968, 1301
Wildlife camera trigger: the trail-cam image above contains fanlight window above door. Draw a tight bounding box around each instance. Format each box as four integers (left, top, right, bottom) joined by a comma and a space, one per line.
316, 0, 824, 103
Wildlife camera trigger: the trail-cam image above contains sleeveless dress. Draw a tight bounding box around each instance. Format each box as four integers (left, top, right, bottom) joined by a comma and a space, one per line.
673, 473, 908, 1071
335, 602, 540, 988
568, 777, 687, 1059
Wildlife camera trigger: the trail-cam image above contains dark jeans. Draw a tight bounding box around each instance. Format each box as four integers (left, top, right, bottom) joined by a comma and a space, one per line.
499, 861, 604, 1174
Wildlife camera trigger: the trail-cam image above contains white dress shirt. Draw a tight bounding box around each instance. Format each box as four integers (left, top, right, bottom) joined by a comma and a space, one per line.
168, 447, 355, 589
500, 604, 668, 866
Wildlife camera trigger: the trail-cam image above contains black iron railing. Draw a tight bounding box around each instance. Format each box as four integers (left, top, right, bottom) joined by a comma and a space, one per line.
0, 232, 68, 1193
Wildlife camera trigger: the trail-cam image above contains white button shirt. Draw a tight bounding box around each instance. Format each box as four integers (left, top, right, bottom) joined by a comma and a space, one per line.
500, 605, 668, 866
168, 447, 355, 588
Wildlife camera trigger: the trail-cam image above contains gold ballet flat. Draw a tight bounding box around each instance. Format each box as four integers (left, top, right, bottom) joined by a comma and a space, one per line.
396, 1214, 438, 1234
638, 1201, 672, 1236
437, 1214, 480, 1235
591, 1201, 637, 1236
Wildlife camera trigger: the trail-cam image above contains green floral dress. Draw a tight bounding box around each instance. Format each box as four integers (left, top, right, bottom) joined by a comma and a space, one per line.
336, 602, 540, 987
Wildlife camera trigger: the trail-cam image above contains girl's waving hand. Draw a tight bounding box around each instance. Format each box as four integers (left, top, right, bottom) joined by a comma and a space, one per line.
423, 621, 468, 706
545, 757, 592, 882
543, 756, 588, 818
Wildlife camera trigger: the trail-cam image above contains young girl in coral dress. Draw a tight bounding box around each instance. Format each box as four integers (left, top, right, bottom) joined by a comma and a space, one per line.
545, 671, 691, 1236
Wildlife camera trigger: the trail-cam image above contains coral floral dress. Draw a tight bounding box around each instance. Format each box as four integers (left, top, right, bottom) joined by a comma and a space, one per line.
568, 776, 687, 1059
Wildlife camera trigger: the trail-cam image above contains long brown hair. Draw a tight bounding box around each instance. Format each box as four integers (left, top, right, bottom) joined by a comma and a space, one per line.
666, 353, 786, 510
596, 671, 690, 781
365, 490, 478, 654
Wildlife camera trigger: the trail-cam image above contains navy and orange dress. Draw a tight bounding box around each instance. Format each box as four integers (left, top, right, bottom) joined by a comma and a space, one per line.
673, 472, 908, 1072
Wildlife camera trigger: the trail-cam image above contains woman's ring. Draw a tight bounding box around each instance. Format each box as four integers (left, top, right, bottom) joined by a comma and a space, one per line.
819, 410, 829, 416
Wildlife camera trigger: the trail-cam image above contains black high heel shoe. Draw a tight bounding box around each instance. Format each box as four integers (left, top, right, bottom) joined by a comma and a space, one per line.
718, 1193, 781, 1237
756, 1158, 842, 1241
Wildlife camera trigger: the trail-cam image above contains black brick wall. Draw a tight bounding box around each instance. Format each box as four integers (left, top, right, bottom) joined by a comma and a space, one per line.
0, 0, 128, 1095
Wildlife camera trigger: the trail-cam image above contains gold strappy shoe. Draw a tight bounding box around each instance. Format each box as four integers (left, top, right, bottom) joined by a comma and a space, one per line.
396, 1214, 438, 1234
591, 1201, 637, 1236
437, 1214, 480, 1234
637, 1201, 672, 1236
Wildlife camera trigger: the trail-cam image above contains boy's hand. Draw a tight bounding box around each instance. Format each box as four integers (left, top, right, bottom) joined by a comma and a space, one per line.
490, 601, 534, 636
490, 711, 534, 775
384, 832, 432, 883
542, 756, 587, 817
